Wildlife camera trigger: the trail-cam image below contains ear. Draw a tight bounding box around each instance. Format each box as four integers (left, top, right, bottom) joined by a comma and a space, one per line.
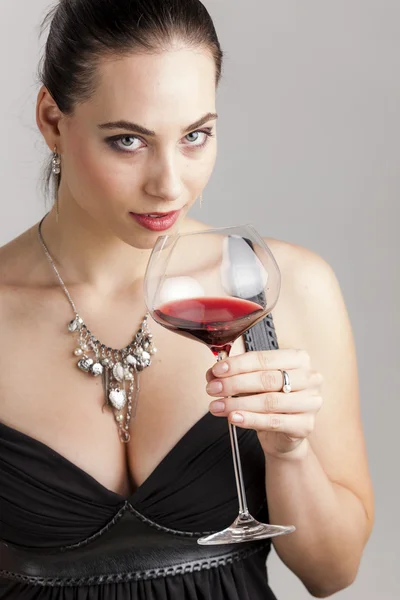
36, 86, 64, 153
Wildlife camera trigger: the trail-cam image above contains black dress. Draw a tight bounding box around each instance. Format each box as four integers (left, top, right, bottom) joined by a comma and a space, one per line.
0, 315, 280, 600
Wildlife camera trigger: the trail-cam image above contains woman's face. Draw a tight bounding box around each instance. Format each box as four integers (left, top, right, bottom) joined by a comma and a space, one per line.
57, 46, 218, 248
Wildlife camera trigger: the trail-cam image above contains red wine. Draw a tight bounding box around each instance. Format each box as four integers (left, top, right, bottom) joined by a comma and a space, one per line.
154, 297, 264, 354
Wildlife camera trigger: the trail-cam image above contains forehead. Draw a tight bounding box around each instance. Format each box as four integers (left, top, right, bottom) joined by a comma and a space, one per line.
83, 47, 217, 130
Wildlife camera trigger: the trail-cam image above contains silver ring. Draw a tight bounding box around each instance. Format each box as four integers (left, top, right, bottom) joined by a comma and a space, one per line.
281, 370, 292, 394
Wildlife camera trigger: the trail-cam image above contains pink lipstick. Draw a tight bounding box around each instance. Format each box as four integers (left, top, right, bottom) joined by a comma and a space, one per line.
130, 210, 181, 232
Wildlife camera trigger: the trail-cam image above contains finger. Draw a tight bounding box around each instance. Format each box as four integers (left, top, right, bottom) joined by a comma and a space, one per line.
228, 411, 315, 437
206, 369, 322, 397
206, 367, 215, 383
211, 349, 311, 378
209, 390, 322, 417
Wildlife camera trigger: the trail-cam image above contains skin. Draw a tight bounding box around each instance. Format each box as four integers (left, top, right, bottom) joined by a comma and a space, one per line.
0, 43, 373, 597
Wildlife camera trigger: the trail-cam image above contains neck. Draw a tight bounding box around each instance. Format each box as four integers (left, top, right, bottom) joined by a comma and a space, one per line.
39, 202, 154, 296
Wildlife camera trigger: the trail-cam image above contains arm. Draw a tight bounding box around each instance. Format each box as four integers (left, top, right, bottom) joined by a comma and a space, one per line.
207, 243, 374, 597
267, 245, 373, 596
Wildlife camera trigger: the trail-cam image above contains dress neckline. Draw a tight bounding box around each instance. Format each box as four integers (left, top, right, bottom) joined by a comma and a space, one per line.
0, 412, 217, 505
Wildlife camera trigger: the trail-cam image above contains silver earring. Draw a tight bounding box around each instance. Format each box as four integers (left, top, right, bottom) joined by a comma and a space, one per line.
52, 146, 61, 223
200, 193, 203, 208
52, 146, 61, 176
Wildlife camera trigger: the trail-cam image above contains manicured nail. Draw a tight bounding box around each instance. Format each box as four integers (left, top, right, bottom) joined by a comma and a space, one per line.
210, 401, 225, 413
231, 413, 244, 423
206, 381, 223, 394
213, 361, 229, 376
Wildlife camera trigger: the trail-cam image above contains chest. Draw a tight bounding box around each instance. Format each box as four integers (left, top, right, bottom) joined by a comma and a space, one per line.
0, 295, 247, 496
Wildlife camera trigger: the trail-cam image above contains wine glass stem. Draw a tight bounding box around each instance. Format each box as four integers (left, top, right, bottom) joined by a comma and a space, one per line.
217, 350, 249, 517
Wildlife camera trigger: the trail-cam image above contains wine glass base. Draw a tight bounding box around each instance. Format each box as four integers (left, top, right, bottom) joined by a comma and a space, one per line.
197, 514, 295, 546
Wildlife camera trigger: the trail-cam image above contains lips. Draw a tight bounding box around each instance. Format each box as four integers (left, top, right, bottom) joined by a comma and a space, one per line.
130, 209, 181, 232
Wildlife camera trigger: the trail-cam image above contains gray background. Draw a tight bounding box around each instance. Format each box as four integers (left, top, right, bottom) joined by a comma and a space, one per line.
0, 0, 398, 598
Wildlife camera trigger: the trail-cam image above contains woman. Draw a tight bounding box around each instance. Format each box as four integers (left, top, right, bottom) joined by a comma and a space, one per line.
0, 0, 374, 598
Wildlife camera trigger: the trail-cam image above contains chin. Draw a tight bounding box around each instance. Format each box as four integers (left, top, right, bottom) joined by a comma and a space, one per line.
124, 233, 162, 251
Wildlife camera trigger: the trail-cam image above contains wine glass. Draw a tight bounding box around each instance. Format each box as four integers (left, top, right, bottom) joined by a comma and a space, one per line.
144, 225, 295, 545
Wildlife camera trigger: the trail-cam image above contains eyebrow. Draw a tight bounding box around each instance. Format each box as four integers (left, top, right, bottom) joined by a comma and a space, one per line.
98, 112, 218, 136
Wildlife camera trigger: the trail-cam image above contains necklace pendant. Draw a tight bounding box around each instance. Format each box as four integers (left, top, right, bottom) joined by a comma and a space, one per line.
77, 357, 94, 373
120, 430, 131, 444
135, 350, 152, 372
126, 354, 138, 369
109, 388, 127, 411
112, 362, 125, 383
90, 362, 104, 377
141, 351, 151, 364
68, 316, 84, 333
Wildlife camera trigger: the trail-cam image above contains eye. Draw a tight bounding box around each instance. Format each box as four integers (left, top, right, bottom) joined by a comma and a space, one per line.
183, 129, 214, 148
107, 135, 145, 153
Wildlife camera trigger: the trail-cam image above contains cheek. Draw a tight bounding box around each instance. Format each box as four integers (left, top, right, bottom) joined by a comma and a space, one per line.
185, 145, 217, 191
64, 133, 138, 207
203, 139, 218, 176
198, 152, 217, 190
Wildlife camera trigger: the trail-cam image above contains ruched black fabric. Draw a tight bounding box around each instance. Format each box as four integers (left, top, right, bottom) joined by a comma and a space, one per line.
0, 314, 280, 600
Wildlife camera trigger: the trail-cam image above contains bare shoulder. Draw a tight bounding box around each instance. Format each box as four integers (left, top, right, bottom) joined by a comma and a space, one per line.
265, 237, 339, 295
264, 238, 346, 330
264, 237, 353, 364
0, 226, 41, 284
0, 225, 44, 317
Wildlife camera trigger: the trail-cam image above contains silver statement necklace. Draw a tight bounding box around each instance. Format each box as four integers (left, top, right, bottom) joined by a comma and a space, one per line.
37, 216, 157, 443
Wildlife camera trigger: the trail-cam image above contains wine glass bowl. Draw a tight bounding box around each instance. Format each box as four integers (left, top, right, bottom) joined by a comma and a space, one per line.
145, 227, 278, 351
144, 225, 295, 544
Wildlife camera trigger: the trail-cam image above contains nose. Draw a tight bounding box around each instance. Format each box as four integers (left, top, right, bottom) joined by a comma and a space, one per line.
144, 152, 183, 203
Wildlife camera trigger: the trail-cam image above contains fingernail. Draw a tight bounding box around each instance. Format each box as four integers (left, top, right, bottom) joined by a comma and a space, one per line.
213, 362, 229, 376
210, 401, 225, 413
231, 413, 244, 423
206, 381, 223, 394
